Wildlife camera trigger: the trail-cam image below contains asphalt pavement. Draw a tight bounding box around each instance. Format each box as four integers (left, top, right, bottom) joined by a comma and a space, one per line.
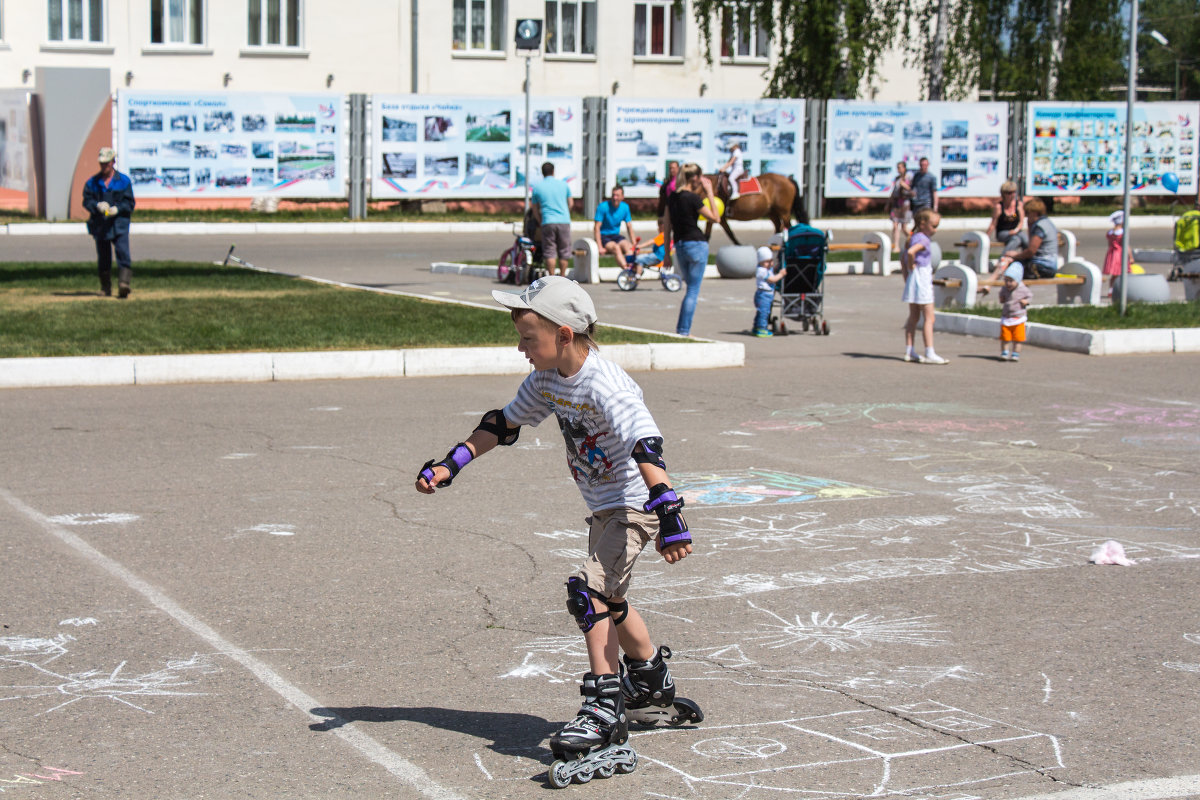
2, 222, 1198, 799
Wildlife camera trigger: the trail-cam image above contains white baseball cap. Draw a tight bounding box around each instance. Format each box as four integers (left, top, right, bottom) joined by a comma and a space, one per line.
492, 276, 597, 333
98, 147, 116, 163
756, 246, 774, 263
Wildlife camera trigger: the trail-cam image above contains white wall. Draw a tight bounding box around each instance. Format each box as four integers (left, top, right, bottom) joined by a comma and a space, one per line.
0, 0, 793, 100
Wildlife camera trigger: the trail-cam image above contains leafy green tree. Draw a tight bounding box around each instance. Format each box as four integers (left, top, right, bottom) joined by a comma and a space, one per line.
686, 0, 911, 99
1139, 0, 1200, 100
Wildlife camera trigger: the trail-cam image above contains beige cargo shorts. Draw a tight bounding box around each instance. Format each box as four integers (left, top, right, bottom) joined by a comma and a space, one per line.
574, 507, 657, 600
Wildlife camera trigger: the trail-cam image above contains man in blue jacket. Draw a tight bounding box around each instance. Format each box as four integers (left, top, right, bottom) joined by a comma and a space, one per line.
82, 147, 136, 298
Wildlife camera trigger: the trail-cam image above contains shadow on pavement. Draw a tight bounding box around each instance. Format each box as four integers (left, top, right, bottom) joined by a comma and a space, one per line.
309, 705, 558, 752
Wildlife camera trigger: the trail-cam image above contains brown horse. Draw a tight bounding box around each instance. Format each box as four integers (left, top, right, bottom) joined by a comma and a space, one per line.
706, 172, 809, 245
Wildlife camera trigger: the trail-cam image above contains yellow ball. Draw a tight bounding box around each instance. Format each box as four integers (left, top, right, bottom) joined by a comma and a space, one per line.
1129, 263, 1145, 274
700, 197, 725, 223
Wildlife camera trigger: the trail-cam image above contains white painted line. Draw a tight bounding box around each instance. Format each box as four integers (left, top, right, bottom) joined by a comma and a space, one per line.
0, 488, 467, 800
1006, 774, 1200, 800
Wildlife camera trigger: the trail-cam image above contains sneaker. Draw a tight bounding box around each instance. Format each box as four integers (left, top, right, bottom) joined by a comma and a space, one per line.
903, 352, 918, 362
1000, 351, 1011, 361
754, 329, 774, 338
920, 354, 949, 365
1010, 353, 1020, 362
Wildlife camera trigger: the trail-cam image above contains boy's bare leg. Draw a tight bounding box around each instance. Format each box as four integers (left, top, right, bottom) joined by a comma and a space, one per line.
612, 602, 655, 662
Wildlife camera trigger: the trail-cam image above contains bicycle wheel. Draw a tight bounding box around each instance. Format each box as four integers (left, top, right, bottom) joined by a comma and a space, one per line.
616, 269, 638, 291
662, 274, 683, 292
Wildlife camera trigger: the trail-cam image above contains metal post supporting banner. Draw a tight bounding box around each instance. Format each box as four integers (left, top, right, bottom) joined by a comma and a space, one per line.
1009, 102, 1025, 194
1118, 0, 1138, 316
348, 93, 367, 220
523, 56, 532, 216
582, 96, 605, 221
805, 99, 823, 224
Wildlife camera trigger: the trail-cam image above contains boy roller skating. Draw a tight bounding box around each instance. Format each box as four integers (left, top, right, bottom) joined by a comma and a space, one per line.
415, 276, 702, 787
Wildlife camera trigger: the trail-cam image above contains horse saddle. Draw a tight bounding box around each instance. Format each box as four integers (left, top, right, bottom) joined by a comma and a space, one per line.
736, 176, 762, 196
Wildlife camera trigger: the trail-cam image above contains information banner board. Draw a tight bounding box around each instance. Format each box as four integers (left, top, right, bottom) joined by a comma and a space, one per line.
116, 91, 345, 197
605, 99, 806, 199
371, 94, 583, 199
1026, 102, 1199, 195
0, 89, 32, 195
825, 101, 1008, 198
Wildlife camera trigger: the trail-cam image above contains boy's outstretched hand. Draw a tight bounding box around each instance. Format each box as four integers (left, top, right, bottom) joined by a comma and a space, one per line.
659, 540, 692, 564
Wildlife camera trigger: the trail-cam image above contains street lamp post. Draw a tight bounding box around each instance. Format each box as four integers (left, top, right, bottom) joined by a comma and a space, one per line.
1119, 0, 1138, 316
515, 19, 544, 217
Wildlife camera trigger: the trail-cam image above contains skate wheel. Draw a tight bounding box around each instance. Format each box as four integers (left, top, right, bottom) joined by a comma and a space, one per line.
597, 763, 615, 779
574, 769, 592, 784
669, 698, 705, 726
548, 760, 572, 789
617, 751, 638, 774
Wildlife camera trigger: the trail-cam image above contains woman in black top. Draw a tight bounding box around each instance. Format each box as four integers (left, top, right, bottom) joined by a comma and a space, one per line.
987, 180, 1026, 254
662, 163, 721, 336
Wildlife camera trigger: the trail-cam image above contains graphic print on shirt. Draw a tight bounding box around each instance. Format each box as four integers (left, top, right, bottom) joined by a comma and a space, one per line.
558, 410, 615, 486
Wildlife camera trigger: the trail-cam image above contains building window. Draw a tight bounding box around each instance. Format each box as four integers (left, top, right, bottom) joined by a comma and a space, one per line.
720, 5, 768, 61
48, 0, 106, 43
633, 1, 684, 59
247, 0, 301, 48
545, 1, 595, 57
151, 0, 204, 45
452, 0, 505, 53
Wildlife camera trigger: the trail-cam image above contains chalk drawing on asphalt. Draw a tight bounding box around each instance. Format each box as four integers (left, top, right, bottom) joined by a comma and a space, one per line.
673, 470, 904, 508
700, 512, 952, 556
924, 474, 1091, 519
46, 512, 139, 526
59, 618, 98, 627
228, 523, 297, 539
1164, 633, 1200, 674
743, 402, 1020, 434
739, 601, 947, 652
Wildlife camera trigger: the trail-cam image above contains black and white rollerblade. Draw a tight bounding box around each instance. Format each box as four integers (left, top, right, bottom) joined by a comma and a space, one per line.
548, 673, 638, 788
621, 645, 704, 727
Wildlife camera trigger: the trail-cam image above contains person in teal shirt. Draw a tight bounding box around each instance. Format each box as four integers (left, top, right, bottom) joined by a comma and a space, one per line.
593, 186, 636, 270
531, 162, 573, 276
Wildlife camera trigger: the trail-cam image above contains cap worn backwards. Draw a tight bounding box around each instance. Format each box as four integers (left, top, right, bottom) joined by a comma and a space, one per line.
492, 275, 598, 334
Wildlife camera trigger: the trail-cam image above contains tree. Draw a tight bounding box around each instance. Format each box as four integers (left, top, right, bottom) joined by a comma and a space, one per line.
687, 0, 1133, 101
686, 0, 912, 99
1139, 0, 1200, 100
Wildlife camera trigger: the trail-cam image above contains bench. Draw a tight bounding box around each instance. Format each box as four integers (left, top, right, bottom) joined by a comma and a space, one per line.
771, 231, 893, 276
951, 230, 1077, 275
933, 258, 1100, 309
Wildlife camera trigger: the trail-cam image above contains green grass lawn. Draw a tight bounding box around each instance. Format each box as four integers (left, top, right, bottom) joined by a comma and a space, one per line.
0, 261, 676, 358
947, 301, 1200, 330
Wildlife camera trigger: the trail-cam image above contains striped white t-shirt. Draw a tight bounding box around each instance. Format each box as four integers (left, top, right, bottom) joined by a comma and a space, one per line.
503, 351, 662, 512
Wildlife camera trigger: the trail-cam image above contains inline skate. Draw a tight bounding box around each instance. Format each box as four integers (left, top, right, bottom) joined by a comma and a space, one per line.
621, 645, 704, 727
547, 673, 638, 788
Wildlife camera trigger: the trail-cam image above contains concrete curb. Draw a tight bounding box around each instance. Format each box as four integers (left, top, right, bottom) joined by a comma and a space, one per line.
0, 341, 745, 389
936, 312, 1200, 355
1, 216, 1177, 236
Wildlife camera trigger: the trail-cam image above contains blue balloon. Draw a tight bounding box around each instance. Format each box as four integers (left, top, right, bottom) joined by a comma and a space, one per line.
1162, 171, 1180, 193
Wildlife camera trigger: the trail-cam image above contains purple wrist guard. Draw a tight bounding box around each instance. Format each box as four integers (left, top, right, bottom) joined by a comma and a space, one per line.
419, 443, 473, 488
644, 483, 690, 551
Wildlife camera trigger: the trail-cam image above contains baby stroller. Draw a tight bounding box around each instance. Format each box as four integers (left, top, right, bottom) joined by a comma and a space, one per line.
770, 222, 829, 336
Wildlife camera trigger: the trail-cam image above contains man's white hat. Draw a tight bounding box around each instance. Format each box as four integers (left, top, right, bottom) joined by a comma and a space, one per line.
98, 147, 116, 163
492, 276, 597, 333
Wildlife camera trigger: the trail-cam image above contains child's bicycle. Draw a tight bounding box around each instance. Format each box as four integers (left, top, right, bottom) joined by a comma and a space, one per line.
616, 236, 683, 292
497, 222, 541, 285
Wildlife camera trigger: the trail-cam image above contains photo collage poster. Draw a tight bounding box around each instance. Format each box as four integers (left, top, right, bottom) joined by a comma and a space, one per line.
371, 95, 583, 198
0, 89, 32, 195
606, 99, 806, 199
1026, 102, 1199, 195
824, 101, 1009, 198
116, 91, 345, 197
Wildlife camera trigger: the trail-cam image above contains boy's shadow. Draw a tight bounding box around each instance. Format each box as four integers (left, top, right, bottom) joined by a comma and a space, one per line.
310, 706, 558, 755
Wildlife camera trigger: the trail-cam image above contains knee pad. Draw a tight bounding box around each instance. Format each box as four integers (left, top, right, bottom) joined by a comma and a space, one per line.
565, 577, 611, 633
608, 599, 629, 627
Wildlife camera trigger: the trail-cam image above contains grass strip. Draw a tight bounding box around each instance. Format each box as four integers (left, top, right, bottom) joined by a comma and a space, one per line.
0, 261, 676, 358
945, 301, 1200, 330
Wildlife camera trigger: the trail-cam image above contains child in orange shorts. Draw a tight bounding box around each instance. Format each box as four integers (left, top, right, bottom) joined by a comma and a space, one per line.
999, 263, 1032, 362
